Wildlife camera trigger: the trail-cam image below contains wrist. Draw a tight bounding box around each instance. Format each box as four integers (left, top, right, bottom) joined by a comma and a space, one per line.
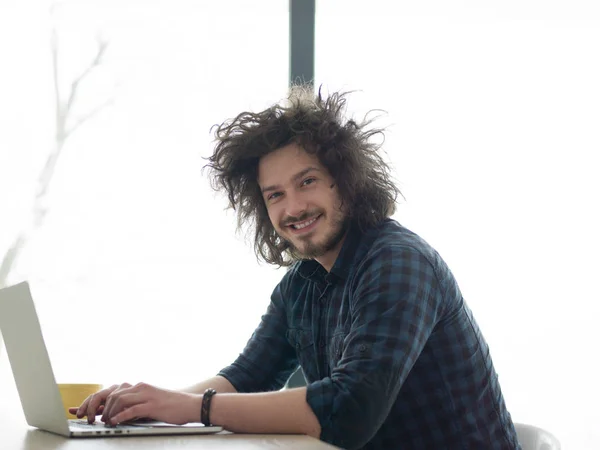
185, 393, 204, 424
206, 391, 228, 428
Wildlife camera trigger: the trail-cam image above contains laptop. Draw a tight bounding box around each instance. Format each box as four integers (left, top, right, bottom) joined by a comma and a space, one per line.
0, 281, 223, 437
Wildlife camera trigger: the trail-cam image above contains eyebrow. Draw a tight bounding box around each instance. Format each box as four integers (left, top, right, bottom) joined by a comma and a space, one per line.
261, 167, 321, 194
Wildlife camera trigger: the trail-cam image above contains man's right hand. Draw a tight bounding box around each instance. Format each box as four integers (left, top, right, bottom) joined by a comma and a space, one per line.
68, 383, 131, 423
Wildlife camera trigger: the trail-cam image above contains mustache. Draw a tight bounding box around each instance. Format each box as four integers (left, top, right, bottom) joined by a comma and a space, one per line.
281, 210, 322, 227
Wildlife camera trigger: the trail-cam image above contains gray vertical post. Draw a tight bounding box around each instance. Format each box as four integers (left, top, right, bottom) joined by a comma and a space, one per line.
289, 0, 315, 88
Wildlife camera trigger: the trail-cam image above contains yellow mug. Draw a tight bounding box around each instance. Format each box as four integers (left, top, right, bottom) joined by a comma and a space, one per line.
57, 383, 103, 419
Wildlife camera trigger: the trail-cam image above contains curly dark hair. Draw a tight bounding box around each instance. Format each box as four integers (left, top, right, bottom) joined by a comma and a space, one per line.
204, 85, 401, 267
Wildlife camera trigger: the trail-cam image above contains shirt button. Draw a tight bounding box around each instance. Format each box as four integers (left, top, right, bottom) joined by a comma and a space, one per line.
359, 344, 367, 352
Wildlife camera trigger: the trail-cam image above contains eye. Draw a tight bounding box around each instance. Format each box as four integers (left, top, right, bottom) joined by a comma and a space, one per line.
301, 177, 316, 187
267, 192, 282, 201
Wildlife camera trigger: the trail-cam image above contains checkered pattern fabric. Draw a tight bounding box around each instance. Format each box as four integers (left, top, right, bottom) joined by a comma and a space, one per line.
219, 219, 520, 450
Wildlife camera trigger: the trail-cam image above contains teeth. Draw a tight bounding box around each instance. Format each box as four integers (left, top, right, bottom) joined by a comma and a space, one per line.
292, 217, 318, 230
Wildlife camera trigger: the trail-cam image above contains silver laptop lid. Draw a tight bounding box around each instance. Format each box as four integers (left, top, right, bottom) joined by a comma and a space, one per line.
0, 281, 70, 436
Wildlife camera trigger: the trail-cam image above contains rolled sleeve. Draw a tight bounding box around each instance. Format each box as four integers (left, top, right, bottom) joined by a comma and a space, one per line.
306, 245, 445, 449
218, 280, 298, 393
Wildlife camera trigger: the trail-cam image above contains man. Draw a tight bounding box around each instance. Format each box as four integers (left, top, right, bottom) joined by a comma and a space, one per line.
72, 87, 521, 449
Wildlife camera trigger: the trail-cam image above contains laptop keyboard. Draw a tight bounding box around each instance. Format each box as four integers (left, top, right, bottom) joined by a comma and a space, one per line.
70, 420, 117, 429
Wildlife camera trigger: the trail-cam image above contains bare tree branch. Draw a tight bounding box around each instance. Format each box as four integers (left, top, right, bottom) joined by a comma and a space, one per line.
34, 144, 61, 204
37, 37, 112, 203
51, 29, 62, 137
0, 234, 27, 289
64, 39, 109, 118
66, 98, 113, 137
0, 25, 113, 289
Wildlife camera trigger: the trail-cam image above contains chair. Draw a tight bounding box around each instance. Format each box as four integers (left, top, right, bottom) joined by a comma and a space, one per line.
514, 423, 561, 450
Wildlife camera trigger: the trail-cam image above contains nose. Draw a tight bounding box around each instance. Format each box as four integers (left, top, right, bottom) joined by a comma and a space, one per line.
284, 190, 308, 220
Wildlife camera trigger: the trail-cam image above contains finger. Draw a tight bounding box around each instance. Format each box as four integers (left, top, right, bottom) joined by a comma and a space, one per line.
75, 394, 93, 419
101, 383, 136, 423
86, 384, 119, 423
101, 393, 144, 424
135, 416, 154, 423
111, 403, 149, 425
70, 405, 103, 415
85, 387, 113, 423
101, 383, 136, 422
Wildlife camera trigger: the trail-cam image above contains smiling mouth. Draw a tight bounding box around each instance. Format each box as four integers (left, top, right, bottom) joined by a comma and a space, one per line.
287, 215, 321, 233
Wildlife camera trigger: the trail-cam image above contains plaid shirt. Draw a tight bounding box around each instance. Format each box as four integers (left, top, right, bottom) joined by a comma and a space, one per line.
219, 219, 521, 450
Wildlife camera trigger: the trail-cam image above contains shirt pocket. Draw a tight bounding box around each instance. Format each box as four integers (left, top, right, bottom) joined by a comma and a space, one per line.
286, 328, 318, 382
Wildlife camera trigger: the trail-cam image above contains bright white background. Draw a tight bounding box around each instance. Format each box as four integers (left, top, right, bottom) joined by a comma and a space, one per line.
1, 1, 599, 449
316, 1, 600, 448
0, 0, 288, 386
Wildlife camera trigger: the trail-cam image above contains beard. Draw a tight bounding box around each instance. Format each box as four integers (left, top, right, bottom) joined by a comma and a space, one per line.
281, 209, 349, 259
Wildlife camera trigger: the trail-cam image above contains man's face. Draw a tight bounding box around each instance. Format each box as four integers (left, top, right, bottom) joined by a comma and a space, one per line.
258, 143, 348, 261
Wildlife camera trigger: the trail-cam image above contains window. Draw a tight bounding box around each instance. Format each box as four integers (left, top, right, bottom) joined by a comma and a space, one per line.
1, 0, 288, 388
315, 1, 600, 449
